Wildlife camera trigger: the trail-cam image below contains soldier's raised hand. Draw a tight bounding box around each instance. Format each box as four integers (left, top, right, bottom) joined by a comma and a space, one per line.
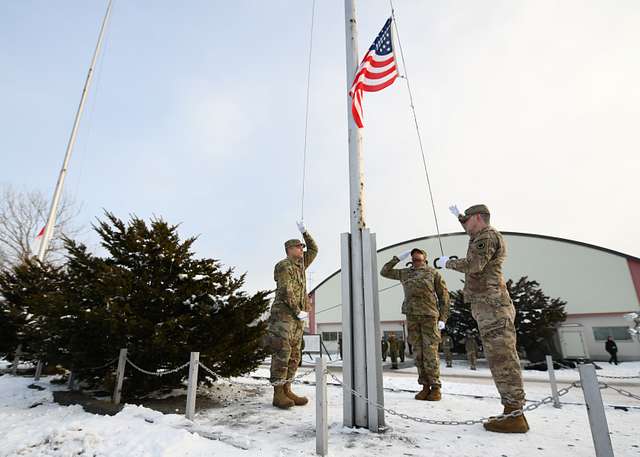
449, 205, 461, 218
397, 250, 412, 261
296, 221, 307, 234
434, 256, 449, 269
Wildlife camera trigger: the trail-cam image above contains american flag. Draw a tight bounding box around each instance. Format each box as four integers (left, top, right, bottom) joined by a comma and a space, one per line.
349, 17, 399, 128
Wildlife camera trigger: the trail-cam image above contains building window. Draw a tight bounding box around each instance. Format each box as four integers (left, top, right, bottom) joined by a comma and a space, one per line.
322, 332, 338, 342
592, 327, 632, 341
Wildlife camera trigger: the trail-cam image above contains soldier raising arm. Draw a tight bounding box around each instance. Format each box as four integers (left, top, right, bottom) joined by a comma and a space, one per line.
434, 205, 528, 434
267, 222, 318, 409
380, 248, 450, 401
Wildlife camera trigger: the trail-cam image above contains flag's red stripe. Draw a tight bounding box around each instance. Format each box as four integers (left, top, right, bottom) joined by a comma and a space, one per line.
36, 226, 45, 238
360, 52, 395, 69
357, 74, 398, 93
354, 63, 398, 82
351, 89, 364, 128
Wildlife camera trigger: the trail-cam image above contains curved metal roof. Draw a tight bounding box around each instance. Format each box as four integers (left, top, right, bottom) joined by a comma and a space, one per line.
310, 231, 640, 293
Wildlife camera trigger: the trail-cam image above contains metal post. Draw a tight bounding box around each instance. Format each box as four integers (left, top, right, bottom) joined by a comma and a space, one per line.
341, 0, 383, 431
37, 0, 113, 261
68, 371, 77, 391
11, 344, 22, 375
578, 364, 614, 457
113, 348, 127, 405
546, 355, 561, 409
340, 233, 354, 427
185, 352, 200, 420
362, 229, 384, 431
315, 356, 328, 456
34, 360, 43, 381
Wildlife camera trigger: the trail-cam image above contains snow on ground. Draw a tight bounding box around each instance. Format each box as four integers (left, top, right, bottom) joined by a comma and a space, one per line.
1, 360, 639, 457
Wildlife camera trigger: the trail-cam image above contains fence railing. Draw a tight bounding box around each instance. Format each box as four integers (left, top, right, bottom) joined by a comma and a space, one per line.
6, 350, 639, 457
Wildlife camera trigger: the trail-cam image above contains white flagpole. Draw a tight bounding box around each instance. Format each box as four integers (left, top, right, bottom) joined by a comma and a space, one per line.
37, 1, 113, 262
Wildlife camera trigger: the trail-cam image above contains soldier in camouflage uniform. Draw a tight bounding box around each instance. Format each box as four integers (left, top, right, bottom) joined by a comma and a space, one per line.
441, 331, 453, 367
381, 248, 450, 401
266, 222, 318, 409
434, 204, 529, 433
464, 331, 478, 370
388, 333, 399, 369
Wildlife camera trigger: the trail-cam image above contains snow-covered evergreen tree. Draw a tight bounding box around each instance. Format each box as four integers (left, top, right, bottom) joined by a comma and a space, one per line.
445, 277, 567, 356
59, 212, 270, 396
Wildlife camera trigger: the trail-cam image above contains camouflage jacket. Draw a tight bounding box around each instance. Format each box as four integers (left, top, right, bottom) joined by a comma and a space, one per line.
271, 231, 318, 318
446, 226, 511, 305
464, 337, 478, 352
442, 335, 454, 350
380, 257, 450, 320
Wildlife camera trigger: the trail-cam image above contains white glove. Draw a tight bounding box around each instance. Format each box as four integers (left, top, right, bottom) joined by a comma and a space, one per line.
434, 256, 449, 269
438, 321, 445, 330
449, 205, 461, 217
397, 250, 412, 261
297, 311, 309, 321
296, 221, 306, 234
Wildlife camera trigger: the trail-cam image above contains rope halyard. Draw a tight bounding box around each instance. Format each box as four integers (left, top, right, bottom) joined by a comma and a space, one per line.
389, 0, 445, 256
300, 0, 316, 222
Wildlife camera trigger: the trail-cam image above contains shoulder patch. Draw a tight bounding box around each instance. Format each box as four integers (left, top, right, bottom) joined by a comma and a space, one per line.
474, 240, 487, 251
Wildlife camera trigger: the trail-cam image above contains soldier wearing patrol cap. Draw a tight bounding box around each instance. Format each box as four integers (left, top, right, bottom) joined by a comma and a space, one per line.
381, 247, 450, 401
266, 222, 318, 409
434, 204, 529, 433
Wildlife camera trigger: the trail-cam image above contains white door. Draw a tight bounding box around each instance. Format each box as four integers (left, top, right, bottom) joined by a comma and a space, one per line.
559, 329, 589, 359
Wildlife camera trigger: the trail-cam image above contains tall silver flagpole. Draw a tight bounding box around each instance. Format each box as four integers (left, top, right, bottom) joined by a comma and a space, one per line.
37, 1, 113, 262
342, 0, 384, 431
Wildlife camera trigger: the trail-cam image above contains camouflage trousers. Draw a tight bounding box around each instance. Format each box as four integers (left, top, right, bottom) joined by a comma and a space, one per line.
407, 317, 441, 387
266, 312, 304, 383
471, 300, 525, 408
443, 349, 452, 365
467, 350, 477, 369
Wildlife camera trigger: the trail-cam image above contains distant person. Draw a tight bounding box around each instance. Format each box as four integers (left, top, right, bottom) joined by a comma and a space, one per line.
442, 331, 454, 368
605, 336, 619, 365
388, 334, 399, 369
338, 336, 343, 360
381, 338, 389, 362
398, 338, 406, 363
464, 331, 478, 370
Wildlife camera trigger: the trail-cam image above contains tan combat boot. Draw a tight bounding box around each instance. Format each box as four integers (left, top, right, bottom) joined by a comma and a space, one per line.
483, 405, 530, 433
283, 382, 308, 406
414, 385, 430, 401
272, 385, 295, 409
425, 386, 442, 401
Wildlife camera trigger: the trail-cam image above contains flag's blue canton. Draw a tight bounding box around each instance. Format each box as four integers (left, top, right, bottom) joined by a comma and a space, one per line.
370, 18, 393, 55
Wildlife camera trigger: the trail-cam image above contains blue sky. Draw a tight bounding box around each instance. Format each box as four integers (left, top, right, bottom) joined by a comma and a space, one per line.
2, 1, 639, 292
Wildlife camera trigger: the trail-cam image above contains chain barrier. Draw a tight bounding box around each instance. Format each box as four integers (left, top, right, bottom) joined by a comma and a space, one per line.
125, 357, 190, 377
526, 360, 640, 380
76, 357, 119, 372
328, 371, 579, 426
198, 360, 315, 388
596, 374, 640, 380
601, 383, 640, 401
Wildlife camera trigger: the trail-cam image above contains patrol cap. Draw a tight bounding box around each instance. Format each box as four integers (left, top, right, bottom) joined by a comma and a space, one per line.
410, 248, 427, 258
284, 239, 305, 249
458, 204, 490, 223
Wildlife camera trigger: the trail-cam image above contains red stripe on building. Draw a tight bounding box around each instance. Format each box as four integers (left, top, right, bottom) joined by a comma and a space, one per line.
627, 258, 640, 305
